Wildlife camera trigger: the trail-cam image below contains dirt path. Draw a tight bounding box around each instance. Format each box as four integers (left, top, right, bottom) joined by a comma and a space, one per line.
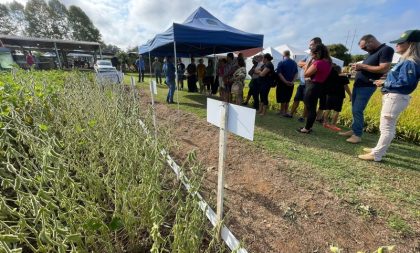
141, 93, 418, 252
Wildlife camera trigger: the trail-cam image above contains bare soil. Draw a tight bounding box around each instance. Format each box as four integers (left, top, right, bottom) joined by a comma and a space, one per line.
141, 93, 419, 253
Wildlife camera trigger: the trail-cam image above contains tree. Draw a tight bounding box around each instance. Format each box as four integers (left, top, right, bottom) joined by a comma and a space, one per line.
351, 54, 365, 63
68, 5, 101, 42
102, 44, 121, 54
0, 4, 14, 34
25, 0, 54, 37
8, 1, 27, 36
327, 43, 352, 66
48, 0, 69, 39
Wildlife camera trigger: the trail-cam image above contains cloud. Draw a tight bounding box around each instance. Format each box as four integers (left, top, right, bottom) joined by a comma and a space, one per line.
0, 0, 418, 54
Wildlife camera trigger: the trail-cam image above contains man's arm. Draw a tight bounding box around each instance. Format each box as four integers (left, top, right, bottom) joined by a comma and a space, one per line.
355, 62, 391, 74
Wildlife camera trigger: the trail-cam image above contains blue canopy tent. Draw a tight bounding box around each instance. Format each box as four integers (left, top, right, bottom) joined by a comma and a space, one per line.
138, 7, 264, 57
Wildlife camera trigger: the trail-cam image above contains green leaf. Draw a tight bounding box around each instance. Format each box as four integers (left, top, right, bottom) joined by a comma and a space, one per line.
38, 124, 49, 131
108, 217, 124, 231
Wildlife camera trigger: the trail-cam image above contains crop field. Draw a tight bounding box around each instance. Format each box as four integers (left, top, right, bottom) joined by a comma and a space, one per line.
0, 70, 226, 252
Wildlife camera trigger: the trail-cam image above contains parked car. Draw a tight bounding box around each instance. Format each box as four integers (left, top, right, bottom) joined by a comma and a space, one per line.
0, 47, 14, 71
94, 60, 123, 84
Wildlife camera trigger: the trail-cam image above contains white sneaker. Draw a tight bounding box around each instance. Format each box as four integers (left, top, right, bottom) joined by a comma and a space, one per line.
346, 135, 361, 144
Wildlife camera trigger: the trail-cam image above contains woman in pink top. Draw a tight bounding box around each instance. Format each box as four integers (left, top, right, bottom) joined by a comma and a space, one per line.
297, 44, 332, 133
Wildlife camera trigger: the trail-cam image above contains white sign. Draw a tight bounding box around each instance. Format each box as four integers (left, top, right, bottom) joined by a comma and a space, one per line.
207, 98, 256, 141
150, 81, 157, 95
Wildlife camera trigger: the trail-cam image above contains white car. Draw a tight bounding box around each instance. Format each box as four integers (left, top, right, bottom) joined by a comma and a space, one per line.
94, 60, 123, 84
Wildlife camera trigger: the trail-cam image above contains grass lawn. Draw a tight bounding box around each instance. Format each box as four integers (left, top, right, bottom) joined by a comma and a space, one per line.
126, 74, 420, 236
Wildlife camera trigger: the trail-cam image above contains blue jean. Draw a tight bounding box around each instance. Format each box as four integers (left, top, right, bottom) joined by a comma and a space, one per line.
351, 86, 376, 137
166, 79, 175, 102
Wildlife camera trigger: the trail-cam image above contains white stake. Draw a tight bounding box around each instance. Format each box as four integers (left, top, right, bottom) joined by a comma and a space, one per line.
217, 102, 229, 224
150, 82, 158, 140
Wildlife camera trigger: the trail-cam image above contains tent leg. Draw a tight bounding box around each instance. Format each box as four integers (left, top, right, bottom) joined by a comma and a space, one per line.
148, 52, 152, 82
99, 45, 103, 59
54, 42, 62, 69
173, 41, 179, 111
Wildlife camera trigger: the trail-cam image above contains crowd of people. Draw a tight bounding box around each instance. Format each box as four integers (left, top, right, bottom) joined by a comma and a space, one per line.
134, 29, 420, 162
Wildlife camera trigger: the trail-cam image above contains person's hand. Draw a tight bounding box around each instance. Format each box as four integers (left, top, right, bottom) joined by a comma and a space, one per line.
287, 81, 294, 86
355, 63, 366, 71
374, 79, 385, 87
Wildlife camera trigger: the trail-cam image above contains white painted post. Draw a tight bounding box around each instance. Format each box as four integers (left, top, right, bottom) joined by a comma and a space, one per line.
149, 82, 158, 140
173, 41, 180, 111
216, 102, 229, 224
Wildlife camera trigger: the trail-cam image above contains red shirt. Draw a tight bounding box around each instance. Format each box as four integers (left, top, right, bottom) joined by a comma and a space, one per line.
26, 55, 34, 66
311, 59, 331, 83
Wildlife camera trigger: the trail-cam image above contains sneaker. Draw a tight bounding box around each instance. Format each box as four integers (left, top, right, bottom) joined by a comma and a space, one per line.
338, 130, 354, 137
323, 123, 331, 129
358, 153, 376, 161
283, 113, 293, 118
296, 127, 312, 134
346, 135, 361, 144
363, 147, 373, 153
298, 117, 305, 123
328, 125, 342, 132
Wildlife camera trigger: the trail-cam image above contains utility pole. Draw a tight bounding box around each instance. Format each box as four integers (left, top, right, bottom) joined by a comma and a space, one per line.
349, 29, 357, 54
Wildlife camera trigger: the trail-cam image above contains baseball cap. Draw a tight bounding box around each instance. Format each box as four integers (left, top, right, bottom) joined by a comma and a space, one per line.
390, 30, 420, 43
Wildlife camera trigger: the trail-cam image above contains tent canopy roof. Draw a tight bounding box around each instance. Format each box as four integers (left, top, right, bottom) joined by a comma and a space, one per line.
139, 7, 263, 57
0, 34, 101, 52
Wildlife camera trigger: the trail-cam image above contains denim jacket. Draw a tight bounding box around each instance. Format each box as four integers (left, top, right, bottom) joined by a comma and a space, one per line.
382, 59, 420, 95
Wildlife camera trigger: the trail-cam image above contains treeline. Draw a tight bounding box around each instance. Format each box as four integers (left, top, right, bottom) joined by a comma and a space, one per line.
0, 0, 101, 42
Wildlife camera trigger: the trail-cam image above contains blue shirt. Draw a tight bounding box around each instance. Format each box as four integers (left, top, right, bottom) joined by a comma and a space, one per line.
165, 62, 176, 82
382, 60, 420, 95
135, 58, 145, 71
276, 58, 298, 82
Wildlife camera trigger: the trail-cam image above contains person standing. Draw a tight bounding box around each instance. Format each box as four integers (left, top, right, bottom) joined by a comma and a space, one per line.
177, 59, 186, 90
231, 58, 247, 104
359, 30, 420, 161
339, 34, 394, 143
135, 55, 145, 82
242, 55, 263, 106
26, 51, 35, 69
197, 59, 206, 93
222, 53, 237, 102
187, 58, 198, 92
291, 37, 323, 121
254, 53, 275, 115
297, 44, 332, 133
152, 57, 163, 84
165, 56, 176, 104
205, 59, 215, 95
276, 50, 298, 117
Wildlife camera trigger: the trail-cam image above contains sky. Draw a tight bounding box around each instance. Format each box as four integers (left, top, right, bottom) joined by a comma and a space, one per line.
2, 0, 419, 54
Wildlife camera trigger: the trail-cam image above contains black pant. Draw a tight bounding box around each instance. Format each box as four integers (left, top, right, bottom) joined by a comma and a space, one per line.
211, 76, 219, 94
138, 70, 144, 82
304, 82, 323, 129
187, 75, 197, 92
252, 79, 261, 110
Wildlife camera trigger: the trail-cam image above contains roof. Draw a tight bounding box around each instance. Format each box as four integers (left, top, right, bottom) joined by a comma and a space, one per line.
139, 7, 263, 56
0, 34, 101, 51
